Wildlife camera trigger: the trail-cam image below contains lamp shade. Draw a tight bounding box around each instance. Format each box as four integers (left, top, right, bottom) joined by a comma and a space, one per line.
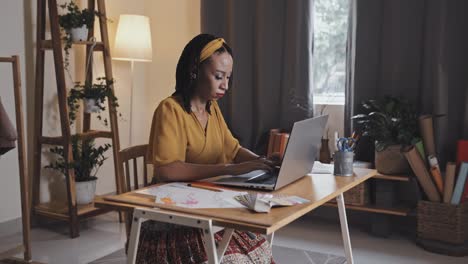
113, 14, 152, 62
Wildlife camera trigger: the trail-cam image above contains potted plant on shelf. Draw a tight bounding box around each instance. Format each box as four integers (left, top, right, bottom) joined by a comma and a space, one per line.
58, 1, 97, 69
46, 136, 111, 205
67, 77, 119, 126
352, 96, 419, 174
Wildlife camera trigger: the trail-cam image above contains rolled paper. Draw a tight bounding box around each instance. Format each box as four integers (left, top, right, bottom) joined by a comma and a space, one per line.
443, 162, 457, 203
414, 140, 426, 164
418, 115, 436, 156
428, 155, 439, 170
403, 146, 440, 202
456, 140, 468, 166
428, 155, 443, 193
430, 166, 443, 194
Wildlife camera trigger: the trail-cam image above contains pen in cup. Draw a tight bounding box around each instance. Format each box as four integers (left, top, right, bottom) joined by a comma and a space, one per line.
334, 131, 339, 151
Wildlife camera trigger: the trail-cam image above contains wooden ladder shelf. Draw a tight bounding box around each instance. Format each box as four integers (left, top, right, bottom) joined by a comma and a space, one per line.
32, 0, 123, 238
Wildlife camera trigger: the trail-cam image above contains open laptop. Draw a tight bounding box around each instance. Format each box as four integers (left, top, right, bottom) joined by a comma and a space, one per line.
211, 115, 328, 191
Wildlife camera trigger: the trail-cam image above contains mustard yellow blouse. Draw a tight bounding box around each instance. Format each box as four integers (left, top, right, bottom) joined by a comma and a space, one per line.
148, 96, 241, 170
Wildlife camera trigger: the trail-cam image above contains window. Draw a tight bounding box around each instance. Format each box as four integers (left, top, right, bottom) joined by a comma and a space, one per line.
312, 0, 350, 106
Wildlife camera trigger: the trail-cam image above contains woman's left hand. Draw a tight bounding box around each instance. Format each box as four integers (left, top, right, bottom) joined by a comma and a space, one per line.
256, 153, 281, 167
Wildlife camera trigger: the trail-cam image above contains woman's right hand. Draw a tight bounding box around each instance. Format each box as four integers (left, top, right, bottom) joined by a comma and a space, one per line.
225, 160, 274, 176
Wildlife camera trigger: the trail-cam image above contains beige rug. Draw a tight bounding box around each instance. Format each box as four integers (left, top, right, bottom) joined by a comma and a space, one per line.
89, 245, 346, 264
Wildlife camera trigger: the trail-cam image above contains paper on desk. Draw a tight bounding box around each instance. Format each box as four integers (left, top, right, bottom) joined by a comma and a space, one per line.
310, 161, 334, 174
234, 193, 310, 213
135, 183, 248, 209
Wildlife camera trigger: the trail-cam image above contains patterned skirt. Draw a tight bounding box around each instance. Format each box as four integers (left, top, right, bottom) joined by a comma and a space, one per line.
135, 221, 275, 264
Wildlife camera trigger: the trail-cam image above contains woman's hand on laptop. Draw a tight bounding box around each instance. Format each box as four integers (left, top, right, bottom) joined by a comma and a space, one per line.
225, 160, 274, 176
266, 152, 282, 167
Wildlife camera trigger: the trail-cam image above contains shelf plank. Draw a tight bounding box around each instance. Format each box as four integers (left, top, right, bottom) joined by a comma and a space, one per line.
0, 57, 15, 63
39, 130, 112, 145
41, 40, 104, 51
39, 136, 64, 145
34, 196, 111, 221
374, 173, 410, 182
323, 202, 411, 216
77, 130, 113, 140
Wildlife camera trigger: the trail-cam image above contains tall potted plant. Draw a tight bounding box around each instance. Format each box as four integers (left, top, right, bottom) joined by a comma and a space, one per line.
352, 96, 419, 174
46, 136, 111, 204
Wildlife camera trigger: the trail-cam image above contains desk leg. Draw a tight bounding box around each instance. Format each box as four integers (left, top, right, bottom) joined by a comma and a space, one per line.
336, 193, 354, 264
217, 228, 234, 260
126, 208, 232, 264
127, 214, 143, 264
266, 233, 274, 248
202, 223, 219, 264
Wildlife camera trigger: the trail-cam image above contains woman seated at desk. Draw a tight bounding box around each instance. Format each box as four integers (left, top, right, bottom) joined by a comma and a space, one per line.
139, 34, 277, 263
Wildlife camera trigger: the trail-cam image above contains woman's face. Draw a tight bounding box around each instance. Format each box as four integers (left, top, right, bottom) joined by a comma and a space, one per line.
195, 51, 233, 101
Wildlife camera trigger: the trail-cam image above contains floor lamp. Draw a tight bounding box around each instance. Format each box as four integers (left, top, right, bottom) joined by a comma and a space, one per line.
113, 14, 152, 147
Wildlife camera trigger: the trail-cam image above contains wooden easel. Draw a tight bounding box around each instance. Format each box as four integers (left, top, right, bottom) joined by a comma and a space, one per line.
0, 56, 34, 263
32, 0, 123, 238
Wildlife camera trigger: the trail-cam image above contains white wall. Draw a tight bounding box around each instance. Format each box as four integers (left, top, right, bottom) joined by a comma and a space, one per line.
0, 0, 26, 222
146, 0, 201, 119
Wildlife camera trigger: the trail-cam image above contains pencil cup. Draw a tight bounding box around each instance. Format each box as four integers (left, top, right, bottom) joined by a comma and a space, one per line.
333, 151, 354, 176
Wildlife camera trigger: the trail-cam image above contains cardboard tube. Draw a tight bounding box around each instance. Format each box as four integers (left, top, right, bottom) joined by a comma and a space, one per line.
414, 140, 426, 164
419, 115, 436, 156
430, 166, 443, 194
403, 146, 440, 202
443, 162, 457, 203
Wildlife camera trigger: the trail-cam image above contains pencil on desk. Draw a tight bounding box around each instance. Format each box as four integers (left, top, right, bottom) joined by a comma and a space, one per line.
187, 183, 223, 192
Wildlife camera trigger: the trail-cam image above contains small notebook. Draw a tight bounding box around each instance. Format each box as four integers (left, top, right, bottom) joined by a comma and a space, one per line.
234, 193, 309, 213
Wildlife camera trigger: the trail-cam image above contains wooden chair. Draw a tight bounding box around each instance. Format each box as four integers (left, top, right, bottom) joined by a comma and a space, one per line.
118, 144, 151, 248
119, 144, 150, 192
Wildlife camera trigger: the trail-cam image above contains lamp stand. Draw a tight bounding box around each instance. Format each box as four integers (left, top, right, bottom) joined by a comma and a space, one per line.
129, 60, 135, 147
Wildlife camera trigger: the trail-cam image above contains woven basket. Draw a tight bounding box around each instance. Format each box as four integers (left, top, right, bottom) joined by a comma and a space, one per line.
417, 200, 468, 244
343, 182, 369, 206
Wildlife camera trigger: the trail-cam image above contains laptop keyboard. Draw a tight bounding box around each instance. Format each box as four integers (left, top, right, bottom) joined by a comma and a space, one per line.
246, 173, 277, 184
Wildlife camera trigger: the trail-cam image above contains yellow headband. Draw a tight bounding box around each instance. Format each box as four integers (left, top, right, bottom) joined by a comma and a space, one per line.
200, 38, 226, 62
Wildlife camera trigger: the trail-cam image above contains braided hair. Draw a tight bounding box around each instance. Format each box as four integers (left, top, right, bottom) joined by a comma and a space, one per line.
173, 33, 233, 113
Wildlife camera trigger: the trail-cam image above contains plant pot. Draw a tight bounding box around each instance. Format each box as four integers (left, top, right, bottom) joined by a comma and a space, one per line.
70, 25, 88, 42
75, 179, 96, 205
375, 145, 410, 175
84, 98, 100, 113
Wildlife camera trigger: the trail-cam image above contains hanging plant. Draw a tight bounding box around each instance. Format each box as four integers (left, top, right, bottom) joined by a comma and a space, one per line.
67, 77, 120, 126
58, 1, 98, 70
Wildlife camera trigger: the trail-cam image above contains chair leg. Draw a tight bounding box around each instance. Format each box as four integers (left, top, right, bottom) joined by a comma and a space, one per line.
124, 210, 133, 254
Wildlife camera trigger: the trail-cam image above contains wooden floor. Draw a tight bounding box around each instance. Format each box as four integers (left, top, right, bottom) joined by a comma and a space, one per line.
0, 212, 467, 264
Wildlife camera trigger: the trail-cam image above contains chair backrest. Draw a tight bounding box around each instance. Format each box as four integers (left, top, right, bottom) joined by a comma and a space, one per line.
119, 144, 149, 192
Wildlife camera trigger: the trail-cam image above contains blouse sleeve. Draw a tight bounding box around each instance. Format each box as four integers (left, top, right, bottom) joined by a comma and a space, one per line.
212, 102, 241, 163
148, 99, 187, 167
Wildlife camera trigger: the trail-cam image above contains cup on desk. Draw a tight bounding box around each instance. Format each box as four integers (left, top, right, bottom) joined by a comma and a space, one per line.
333, 151, 354, 176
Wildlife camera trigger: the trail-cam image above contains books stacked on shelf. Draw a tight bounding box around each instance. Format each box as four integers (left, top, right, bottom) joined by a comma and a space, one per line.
266, 129, 289, 159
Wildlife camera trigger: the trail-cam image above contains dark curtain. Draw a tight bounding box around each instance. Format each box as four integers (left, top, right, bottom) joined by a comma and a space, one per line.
201, 0, 314, 152
349, 0, 468, 165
